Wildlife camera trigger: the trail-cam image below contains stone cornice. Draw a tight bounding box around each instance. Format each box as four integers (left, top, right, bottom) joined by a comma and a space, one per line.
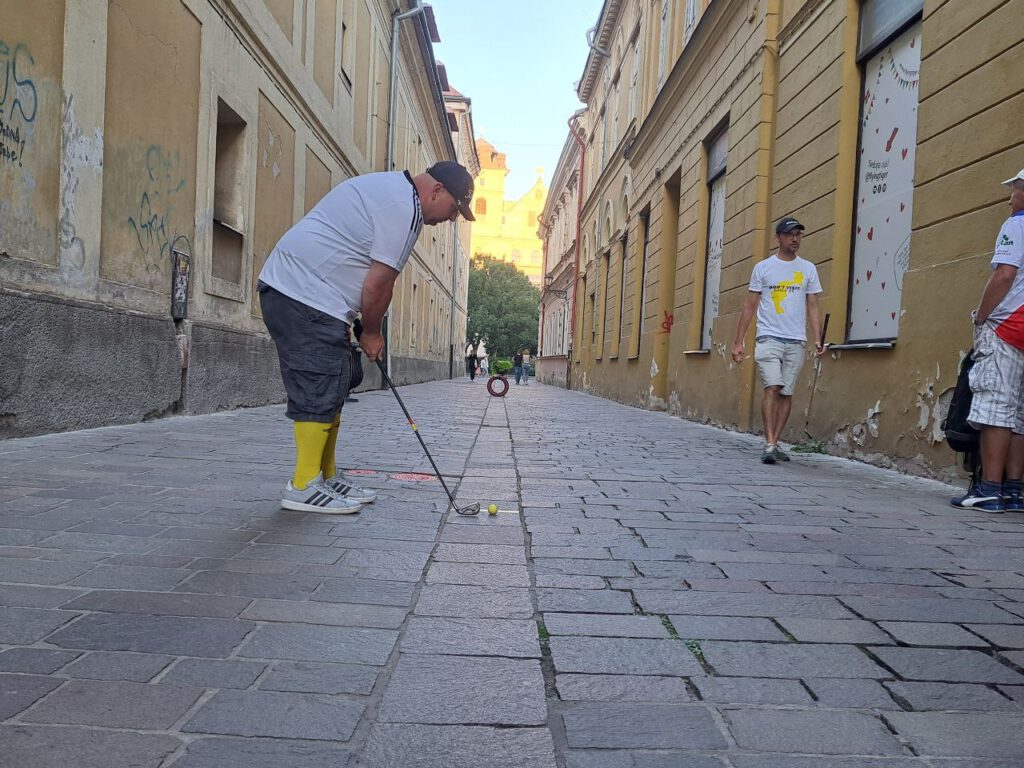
577, 0, 625, 102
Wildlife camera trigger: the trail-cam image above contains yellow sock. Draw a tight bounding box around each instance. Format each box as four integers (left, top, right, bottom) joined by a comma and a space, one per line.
321, 413, 341, 480
292, 421, 331, 489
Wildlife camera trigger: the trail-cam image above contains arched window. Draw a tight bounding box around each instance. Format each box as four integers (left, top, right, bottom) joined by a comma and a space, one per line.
475, 198, 487, 215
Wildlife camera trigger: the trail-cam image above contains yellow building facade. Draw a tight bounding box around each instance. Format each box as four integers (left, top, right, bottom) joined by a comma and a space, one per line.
544, 0, 1024, 481
470, 138, 547, 286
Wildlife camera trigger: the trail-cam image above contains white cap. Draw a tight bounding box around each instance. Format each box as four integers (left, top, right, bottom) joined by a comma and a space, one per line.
1002, 168, 1024, 185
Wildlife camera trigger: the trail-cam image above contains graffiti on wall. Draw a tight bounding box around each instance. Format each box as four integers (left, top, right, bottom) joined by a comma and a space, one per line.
128, 145, 192, 273
0, 40, 37, 167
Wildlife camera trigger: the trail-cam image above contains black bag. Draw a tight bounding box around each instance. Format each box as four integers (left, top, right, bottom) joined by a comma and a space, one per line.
942, 350, 980, 453
349, 318, 364, 390
349, 345, 364, 390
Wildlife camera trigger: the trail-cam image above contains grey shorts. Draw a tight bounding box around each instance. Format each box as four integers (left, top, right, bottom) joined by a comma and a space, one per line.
754, 337, 805, 396
259, 282, 353, 423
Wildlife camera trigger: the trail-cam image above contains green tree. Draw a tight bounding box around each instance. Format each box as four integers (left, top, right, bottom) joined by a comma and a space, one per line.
467, 257, 540, 358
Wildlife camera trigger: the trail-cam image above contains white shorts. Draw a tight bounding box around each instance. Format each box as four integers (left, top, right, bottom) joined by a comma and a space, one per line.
968, 323, 1024, 433
754, 337, 805, 396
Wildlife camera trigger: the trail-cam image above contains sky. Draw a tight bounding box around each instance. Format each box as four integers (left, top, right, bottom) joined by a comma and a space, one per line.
430, 0, 605, 199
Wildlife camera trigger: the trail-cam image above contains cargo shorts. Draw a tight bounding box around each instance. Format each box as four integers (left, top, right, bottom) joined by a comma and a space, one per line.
968, 322, 1024, 433
259, 282, 353, 423
754, 336, 805, 396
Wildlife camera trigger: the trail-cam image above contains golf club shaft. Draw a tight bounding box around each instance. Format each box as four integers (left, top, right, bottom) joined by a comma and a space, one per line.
375, 359, 459, 508
805, 313, 831, 431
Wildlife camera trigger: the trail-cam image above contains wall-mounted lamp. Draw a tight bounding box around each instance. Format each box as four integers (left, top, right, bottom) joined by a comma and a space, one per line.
544, 275, 568, 299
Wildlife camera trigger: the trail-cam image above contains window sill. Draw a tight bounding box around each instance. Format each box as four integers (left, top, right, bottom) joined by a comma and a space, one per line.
828, 341, 896, 351
207, 276, 244, 303
682, 349, 711, 356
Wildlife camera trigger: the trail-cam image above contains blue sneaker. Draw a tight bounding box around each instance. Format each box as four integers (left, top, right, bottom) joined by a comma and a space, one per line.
951, 481, 1005, 514
1004, 486, 1024, 514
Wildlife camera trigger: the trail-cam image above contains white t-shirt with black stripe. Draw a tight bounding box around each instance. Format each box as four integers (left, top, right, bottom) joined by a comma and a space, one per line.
259, 171, 423, 322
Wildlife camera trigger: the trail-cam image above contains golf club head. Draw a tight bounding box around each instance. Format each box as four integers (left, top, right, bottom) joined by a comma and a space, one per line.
455, 502, 481, 516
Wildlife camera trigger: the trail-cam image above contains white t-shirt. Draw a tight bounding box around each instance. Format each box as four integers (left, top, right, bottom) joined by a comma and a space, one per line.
259, 171, 424, 322
749, 254, 823, 341
988, 212, 1024, 350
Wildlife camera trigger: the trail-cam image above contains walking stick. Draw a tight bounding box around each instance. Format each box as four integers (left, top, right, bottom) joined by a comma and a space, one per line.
803, 313, 830, 440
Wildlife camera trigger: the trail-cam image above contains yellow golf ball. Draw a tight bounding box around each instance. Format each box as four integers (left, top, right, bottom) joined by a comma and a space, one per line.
487, 503, 498, 515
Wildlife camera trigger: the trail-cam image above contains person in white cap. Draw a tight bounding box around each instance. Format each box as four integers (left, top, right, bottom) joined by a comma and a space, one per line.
732, 217, 826, 464
953, 168, 1024, 514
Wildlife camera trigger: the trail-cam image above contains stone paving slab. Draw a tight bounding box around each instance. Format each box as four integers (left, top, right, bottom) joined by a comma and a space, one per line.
170, 737, 353, 768
722, 707, 905, 754
19, 679, 202, 729
4, 379, 1024, 765
0, 674, 62, 719
183, 689, 365, 740
377, 653, 547, 725
0, 725, 182, 768
562, 702, 728, 749
360, 724, 556, 768
555, 673, 695, 702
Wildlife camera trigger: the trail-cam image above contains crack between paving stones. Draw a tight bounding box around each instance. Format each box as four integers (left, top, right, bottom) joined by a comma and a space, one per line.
503, 396, 570, 768
333, 391, 493, 762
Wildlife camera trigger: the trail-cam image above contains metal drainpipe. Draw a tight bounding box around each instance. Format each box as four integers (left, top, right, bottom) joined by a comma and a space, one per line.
567, 113, 587, 390
537, 215, 548, 362
387, 0, 424, 173
383, 0, 424, 384
449, 220, 457, 378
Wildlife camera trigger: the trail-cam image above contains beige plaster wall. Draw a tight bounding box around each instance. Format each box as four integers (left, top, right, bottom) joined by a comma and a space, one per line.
250, 91, 296, 310
99, 0, 201, 297
265, 0, 295, 41
313, 0, 337, 105
304, 145, 332, 213
0, 0, 65, 267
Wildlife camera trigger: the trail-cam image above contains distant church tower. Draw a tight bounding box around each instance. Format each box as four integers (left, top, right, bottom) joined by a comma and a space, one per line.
469, 138, 547, 287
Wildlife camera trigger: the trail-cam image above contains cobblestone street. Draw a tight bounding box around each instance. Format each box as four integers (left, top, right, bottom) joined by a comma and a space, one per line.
3, 379, 1024, 767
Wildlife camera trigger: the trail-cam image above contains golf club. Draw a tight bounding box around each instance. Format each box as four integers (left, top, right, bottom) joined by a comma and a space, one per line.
375, 359, 481, 516
804, 312, 830, 439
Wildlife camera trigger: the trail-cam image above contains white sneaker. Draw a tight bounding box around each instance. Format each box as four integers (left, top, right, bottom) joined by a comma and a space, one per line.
281, 474, 363, 514
323, 475, 378, 503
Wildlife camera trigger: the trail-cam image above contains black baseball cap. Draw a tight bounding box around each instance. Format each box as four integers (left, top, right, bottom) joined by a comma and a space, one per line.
775, 217, 805, 234
426, 161, 476, 221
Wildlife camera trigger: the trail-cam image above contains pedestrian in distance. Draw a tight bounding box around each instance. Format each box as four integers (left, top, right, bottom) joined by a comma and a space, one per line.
465, 342, 479, 381
732, 217, 826, 464
952, 168, 1024, 514
513, 350, 524, 384
258, 160, 476, 513
522, 348, 531, 385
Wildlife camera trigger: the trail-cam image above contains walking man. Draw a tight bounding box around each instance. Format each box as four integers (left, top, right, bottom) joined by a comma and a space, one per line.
732, 217, 825, 464
952, 168, 1024, 514
513, 350, 524, 384
258, 161, 475, 513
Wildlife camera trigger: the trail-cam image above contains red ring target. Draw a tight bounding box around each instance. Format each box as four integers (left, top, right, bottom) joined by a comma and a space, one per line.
486, 375, 510, 397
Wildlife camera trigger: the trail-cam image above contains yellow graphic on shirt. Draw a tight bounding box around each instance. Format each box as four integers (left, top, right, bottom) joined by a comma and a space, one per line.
770, 272, 804, 314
